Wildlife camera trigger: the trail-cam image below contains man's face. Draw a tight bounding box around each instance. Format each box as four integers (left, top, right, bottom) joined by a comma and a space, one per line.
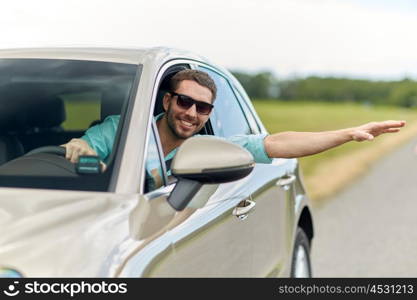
163, 80, 213, 139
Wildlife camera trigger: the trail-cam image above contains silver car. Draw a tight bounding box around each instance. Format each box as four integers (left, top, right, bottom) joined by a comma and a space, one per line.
0, 47, 314, 277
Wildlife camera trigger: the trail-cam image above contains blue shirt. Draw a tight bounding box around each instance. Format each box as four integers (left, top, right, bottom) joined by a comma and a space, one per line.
82, 114, 272, 189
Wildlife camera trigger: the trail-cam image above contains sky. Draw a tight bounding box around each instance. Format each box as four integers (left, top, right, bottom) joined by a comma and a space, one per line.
2, 0, 417, 80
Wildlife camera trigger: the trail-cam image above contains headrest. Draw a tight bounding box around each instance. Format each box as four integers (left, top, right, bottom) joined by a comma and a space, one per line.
154, 65, 189, 116
0, 96, 66, 133
159, 65, 188, 91
23, 96, 66, 128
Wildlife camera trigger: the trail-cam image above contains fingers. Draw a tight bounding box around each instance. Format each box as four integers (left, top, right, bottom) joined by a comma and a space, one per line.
383, 128, 401, 133
70, 149, 81, 164
353, 120, 406, 142
374, 121, 405, 136
359, 120, 405, 137
62, 139, 97, 163
365, 120, 405, 131
378, 120, 406, 129
63, 143, 73, 161
365, 133, 374, 141
100, 162, 107, 172
352, 131, 374, 141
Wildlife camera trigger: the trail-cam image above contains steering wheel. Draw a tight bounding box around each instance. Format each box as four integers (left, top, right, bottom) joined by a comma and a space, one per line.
24, 146, 66, 156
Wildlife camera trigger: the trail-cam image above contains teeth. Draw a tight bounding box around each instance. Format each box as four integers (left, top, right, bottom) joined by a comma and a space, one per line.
181, 120, 194, 127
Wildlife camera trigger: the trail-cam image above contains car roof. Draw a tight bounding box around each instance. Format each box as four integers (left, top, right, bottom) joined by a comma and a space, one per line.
0, 47, 210, 65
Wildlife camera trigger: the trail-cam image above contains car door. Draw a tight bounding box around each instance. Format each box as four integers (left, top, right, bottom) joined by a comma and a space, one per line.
147, 65, 294, 277
120, 62, 253, 277
121, 63, 295, 277
139, 65, 256, 277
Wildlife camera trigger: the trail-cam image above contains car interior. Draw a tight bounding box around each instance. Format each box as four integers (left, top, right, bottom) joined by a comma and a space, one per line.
0, 58, 135, 189
0, 60, 212, 190
0, 83, 128, 175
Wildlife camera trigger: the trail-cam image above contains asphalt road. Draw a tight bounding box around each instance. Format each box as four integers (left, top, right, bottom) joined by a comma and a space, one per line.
311, 136, 417, 277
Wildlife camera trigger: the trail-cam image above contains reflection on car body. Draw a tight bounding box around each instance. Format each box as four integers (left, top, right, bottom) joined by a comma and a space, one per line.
0, 47, 314, 277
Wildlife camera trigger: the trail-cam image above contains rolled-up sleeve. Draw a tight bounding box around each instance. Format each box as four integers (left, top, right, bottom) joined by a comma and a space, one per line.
227, 133, 272, 164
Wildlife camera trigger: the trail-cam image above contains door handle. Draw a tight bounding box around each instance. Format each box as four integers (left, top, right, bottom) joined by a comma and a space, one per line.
276, 174, 296, 191
232, 199, 256, 220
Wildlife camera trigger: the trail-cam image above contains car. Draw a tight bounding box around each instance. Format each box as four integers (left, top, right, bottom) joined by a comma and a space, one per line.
0, 47, 314, 277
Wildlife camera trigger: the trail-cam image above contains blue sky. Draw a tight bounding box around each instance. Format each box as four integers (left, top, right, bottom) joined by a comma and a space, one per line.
2, 0, 417, 80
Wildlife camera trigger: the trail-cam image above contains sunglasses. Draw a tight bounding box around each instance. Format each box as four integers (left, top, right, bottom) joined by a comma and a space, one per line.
170, 92, 213, 115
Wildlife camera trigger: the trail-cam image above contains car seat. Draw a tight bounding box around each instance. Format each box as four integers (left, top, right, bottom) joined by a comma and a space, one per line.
16, 96, 67, 152
154, 65, 189, 117
0, 135, 24, 165
0, 99, 25, 165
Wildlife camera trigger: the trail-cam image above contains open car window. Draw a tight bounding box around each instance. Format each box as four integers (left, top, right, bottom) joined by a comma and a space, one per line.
198, 66, 252, 137
0, 58, 138, 191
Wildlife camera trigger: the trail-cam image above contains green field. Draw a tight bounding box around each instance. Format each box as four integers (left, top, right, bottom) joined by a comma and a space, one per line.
61, 93, 101, 130
252, 100, 417, 178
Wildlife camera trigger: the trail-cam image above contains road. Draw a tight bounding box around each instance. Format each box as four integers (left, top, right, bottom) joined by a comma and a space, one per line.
311, 136, 417, 277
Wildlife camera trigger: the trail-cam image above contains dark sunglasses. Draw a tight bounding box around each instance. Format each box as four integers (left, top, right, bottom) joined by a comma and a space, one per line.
169, 92, 213, 115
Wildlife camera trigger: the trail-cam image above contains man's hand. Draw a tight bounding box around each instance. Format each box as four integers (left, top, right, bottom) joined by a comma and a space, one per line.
61, 138, 97, 163
265, 119, 407, 159
350, 120, 406, 142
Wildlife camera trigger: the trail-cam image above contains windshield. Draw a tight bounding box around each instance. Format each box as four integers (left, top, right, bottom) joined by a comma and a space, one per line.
0, 58, 138, 191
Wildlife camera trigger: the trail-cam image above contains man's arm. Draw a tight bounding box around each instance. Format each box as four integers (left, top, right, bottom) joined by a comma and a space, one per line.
264, 120, 406, 158
61, 115, 120, 164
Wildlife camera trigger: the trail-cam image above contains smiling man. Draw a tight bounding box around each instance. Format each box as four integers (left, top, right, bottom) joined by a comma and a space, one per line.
156, 72, 215, 157
62, 69, 406, 176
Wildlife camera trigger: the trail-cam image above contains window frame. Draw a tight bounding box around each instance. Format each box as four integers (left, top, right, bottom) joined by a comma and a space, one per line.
142, 60, 199, 194
142, 119, 169, 193
231, 85, 262, 134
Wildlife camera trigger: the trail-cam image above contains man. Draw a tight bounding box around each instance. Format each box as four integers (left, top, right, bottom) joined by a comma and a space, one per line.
63, 70, 406, 176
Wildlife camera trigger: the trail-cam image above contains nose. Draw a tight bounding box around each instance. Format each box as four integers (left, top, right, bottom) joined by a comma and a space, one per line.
184, 103, 198, 118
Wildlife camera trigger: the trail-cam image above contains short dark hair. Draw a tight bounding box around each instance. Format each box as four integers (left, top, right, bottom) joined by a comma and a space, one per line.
170, 69, 217, 101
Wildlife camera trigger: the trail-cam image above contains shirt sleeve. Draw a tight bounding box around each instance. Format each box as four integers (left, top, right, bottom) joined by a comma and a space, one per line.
226, 133, 272, 164
81, 115, 120, 163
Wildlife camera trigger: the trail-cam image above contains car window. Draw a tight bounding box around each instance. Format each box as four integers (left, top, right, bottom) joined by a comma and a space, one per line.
0, 58, 138, 191
198, 67, 251, 137
231, 86, 261, 134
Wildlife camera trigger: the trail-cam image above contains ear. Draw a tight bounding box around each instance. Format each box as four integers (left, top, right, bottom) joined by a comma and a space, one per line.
162, 93, 171, 112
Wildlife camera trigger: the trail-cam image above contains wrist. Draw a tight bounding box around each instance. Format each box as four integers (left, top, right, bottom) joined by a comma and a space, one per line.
337, 128, 355, 142
346, 127, 356, 141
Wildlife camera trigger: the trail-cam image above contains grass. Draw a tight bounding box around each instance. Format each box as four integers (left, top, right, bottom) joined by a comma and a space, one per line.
252, 100, 417, 203
61, 92, 101, 130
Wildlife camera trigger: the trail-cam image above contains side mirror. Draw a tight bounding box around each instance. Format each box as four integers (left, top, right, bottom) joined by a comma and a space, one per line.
167, 136, 255, 211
